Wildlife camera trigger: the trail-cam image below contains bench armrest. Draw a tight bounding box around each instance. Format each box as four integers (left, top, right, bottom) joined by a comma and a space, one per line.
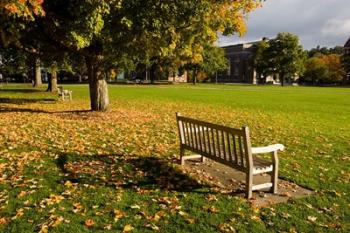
251, 144, 284, 154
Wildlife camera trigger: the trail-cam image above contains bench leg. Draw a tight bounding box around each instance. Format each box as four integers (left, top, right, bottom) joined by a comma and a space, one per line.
201, 156, 206, 163
245, 172, 253, 199
180, 147, 185, 165
271, 151, 279, 194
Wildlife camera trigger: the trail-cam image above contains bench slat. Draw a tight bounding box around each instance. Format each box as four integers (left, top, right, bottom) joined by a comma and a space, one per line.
211, 128, 216, 158
221, 130, 226, 161
226, 131, 233, 163
189, 123, 193, 147
238, 136, 244, 167
197, 125, 203, 152
193, 123, 198, 150
232, 135, 238, 165
206, 128, 212, 155
202, 126, 208, 154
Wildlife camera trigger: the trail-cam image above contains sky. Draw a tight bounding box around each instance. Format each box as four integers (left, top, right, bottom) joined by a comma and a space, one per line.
218, 0, 350, 49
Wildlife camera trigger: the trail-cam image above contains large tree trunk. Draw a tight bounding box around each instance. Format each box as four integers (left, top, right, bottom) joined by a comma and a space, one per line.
192, 69, 197, 85
280, 73, 284, 87
186, 69, 190, 83
33, 58, 42, 87
87, 57, 109, 111
150, 63, 156, 84
47, 63, 58, 92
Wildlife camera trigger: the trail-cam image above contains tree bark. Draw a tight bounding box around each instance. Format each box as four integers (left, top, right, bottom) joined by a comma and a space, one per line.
47, 63, 58, 92
87, 57, 109, 111
47, 74, 52, 91
33, 58, 42, 87
150, 63, 156, 84
280, 73, 284, 87
192, 69, 197, 85
186, 69, 190, 83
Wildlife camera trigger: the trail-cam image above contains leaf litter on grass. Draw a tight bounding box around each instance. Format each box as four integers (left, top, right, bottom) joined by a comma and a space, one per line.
0, 87, 349, 232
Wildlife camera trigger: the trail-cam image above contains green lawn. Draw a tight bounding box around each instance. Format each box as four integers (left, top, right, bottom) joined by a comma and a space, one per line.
0, 83, 349, 232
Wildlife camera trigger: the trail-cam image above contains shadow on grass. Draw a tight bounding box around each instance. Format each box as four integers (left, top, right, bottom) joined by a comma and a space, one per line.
0, 88, 45, 93
0, 97, 56, 105
0, 105, 93, 115
0, 107, 49, 113
54, 110, 92, 114
56, 153, 208, 193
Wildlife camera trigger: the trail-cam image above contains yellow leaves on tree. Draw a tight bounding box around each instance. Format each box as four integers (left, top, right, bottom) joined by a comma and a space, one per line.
1, 0, 44, 18
320, 54, 346, 82
179, 0, 261, 65
212, 0, 262, 36
305, 54, 346, 83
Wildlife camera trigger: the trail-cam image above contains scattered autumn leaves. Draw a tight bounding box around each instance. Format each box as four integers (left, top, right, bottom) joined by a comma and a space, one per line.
0, 86, 349, 232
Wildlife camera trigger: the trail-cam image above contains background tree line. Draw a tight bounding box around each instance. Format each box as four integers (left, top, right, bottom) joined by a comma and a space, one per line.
254, 33, 349, 86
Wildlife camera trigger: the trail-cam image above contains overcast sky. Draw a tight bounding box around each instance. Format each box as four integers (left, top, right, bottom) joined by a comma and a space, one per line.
218, 0, 350, 49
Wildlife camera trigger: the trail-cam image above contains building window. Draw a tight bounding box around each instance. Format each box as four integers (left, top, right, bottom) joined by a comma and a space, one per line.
234, 64, 239, 76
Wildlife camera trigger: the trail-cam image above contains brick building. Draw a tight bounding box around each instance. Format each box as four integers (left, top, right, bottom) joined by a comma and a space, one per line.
217, 41, 259, 84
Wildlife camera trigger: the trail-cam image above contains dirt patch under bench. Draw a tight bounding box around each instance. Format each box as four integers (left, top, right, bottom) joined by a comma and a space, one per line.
182, 158, 313, 207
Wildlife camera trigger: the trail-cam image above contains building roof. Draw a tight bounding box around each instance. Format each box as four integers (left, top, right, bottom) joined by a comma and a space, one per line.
345, 37, 350, 48
220, 40, 261, 49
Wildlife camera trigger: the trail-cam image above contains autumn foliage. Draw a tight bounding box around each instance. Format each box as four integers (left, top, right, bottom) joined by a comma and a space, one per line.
1, 0, 44, 18
304, 54, 346, 84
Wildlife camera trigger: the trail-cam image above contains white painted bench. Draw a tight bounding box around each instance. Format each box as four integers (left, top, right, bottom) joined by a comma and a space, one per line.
58, 86, 72, 101
176, 113, 284, 199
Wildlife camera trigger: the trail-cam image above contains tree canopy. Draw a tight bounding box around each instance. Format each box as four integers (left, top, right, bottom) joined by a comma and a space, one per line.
308, 45, 344, 58
304, 54, 346, 84
0, 0, 44, 46
254, 33, 306, 86
2, 0, 262, 111
201, 45, 228, 76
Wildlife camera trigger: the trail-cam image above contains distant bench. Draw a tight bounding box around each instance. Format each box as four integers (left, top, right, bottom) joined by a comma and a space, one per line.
58, 86, 72, 101
176, 113, 284, 199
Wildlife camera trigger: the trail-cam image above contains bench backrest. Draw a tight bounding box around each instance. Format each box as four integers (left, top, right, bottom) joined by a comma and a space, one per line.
176, 113, 253, 171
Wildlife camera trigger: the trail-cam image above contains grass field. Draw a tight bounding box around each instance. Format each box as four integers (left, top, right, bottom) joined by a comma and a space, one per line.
0, 83, 349, 232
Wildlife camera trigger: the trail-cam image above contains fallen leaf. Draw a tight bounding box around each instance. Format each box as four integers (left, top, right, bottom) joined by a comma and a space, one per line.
130, 204, 141, 210
307, 216, 317, 222
114, 209, 125, 222
39, 225, 49, 233
218, 223, 236, 233
0, 218, 8, 225
123, 224, 134, 232
51, 216, 64, 227
85, 219, 95, 227
64, 180, 73, 187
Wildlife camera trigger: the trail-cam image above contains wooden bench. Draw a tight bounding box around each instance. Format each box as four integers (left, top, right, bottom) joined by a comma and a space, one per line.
176, 113, 284, 199
58, 86, 72, 101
